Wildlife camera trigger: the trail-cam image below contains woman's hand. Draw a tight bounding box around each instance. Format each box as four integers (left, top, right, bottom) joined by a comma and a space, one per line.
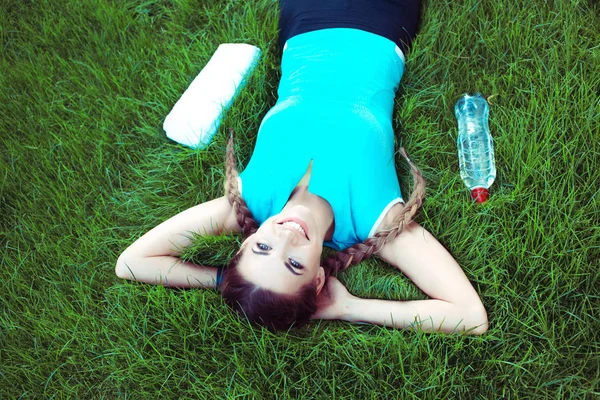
312, 276, 354, 320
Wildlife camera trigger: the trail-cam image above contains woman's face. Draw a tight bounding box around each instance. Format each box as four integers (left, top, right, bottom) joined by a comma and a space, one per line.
236, 204, 326, 294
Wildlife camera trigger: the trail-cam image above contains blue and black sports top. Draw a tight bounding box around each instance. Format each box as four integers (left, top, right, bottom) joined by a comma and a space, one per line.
278, 0, 421, 53
239, 28, 406, 251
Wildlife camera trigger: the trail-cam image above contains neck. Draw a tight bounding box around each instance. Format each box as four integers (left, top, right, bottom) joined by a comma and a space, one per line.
283, 186, 335, 241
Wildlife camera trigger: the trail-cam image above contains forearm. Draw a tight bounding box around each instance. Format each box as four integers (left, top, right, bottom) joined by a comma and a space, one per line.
343, 297, 488, 335
115, 196, 238, 288
116, 254, 218, 289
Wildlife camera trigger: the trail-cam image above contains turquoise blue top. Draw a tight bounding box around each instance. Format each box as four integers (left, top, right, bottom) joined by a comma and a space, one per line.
239, 28, 405, 250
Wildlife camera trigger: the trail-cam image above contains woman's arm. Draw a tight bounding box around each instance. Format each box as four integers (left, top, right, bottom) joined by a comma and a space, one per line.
315, 220, 488, 335
115, 196, 240, 289
351, 221, 488, 334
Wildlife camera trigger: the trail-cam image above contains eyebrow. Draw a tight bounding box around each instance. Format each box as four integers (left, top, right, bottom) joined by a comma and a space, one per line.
251, 248, 302, 276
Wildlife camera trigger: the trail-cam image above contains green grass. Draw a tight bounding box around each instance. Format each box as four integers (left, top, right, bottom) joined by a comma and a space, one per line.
1, 0, 599, 397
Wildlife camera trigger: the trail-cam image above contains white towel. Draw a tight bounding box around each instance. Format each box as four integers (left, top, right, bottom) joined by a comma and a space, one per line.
163, 43, 261, 149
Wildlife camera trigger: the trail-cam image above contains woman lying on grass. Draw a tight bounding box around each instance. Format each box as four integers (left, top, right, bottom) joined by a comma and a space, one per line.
116, 0, 488, 334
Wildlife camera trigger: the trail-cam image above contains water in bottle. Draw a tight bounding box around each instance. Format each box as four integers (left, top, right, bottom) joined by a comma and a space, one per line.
454, 93, 496, 203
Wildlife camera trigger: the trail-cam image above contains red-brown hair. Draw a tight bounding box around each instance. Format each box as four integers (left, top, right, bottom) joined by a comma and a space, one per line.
220, 251, 317, 330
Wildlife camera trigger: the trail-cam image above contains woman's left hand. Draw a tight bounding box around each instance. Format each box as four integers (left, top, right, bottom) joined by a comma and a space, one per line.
312, 276, 353, 320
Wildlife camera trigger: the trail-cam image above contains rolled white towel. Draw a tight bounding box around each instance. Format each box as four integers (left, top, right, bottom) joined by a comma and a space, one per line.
163, 43, 261, 149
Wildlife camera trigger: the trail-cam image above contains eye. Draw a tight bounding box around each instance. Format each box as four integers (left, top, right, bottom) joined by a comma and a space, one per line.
289, 258, 304, 270
256, 243, 271, 251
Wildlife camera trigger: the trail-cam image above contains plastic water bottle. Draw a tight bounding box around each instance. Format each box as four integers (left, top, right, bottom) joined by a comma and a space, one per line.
454, 93, 496, 203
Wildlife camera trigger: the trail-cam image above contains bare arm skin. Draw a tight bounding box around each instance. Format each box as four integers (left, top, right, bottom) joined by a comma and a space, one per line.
348, 221, 488, 334
314, 204, 488, 335
115, 196, 241, 289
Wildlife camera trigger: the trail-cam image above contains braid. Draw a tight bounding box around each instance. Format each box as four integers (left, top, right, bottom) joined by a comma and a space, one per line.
323, 148, 426, 276
225, 129, 259, 238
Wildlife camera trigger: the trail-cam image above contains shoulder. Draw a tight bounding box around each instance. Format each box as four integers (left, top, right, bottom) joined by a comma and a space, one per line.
373, 201, 406, 235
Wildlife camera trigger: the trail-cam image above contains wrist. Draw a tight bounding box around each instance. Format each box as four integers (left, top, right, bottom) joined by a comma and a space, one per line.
341, 295, 361, 321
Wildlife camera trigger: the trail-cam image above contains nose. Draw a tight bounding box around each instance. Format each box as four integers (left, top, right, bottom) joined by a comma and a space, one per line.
275, 225, 300, 247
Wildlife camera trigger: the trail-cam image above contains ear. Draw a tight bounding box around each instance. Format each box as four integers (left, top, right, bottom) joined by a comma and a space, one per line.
315, 266, 326, 295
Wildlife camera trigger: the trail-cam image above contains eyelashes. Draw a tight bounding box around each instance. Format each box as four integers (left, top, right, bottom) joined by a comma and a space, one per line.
255, 242, 305, 270
288, 258, 304, 269
257, 243, 270, 251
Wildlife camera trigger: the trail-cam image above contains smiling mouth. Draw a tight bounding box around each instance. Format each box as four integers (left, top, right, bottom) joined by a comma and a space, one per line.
278, 220, 309, 240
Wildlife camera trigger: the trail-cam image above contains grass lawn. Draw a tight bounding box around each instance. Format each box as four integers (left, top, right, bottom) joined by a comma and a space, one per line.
1, 0, 599, 397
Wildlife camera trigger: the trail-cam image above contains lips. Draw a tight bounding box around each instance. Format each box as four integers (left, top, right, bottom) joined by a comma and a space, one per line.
277, 218, 309, 240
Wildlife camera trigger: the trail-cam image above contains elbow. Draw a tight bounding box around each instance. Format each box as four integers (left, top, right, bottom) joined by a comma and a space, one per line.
115, 252, 135, 280
465, 303, 488, 335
